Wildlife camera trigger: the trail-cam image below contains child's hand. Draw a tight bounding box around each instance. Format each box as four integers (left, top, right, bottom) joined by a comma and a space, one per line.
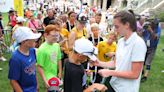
58, 72, 62, 79
105, 52, 115, 58
45, 81, 50, 88
92, 83, 107, 92
90, 60, 100, 66
85, 69, 92, 76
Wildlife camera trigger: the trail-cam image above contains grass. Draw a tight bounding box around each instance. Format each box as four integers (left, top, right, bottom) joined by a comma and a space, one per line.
0, 13, 164, 92
140, 32, 164, 92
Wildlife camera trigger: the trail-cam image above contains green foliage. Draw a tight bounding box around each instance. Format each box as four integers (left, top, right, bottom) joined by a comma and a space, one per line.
2, 13, 8, 27
157, 12, 164, 22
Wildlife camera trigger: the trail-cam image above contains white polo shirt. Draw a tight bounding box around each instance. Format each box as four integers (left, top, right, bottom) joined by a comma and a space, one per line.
110, 32, 147, 92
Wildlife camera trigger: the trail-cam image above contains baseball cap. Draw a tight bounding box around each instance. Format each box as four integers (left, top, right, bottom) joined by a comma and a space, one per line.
73, 38, 98, 61
12, 27, 41, 43
48, 77, 60, 91
77, 13, 87, 24
16, 17, 26, 23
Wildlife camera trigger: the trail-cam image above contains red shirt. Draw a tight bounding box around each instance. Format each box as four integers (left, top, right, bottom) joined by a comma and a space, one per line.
10, 15, 17, 27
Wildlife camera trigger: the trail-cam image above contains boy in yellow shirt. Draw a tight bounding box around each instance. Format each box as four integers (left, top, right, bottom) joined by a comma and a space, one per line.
97, 32, 117, 62
68, 13, 88, 50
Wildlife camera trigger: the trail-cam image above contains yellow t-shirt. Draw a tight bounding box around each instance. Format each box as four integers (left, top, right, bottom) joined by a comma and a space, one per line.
97, 41, 117, 62
59, 28, 70, 54
71, 27, 87, 39
60, 28, 69, 38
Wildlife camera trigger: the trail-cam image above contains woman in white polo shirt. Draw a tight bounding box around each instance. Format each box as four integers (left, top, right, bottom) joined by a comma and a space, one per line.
96, 10, 147, 92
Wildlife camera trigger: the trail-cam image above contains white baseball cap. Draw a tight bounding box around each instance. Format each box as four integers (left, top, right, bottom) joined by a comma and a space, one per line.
73, 38, 98, 61
13, 27, 41, 43
16, 17, 26, 23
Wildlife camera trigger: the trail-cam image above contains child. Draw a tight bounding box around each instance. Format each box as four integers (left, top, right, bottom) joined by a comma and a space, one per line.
8, 27, 41, 92
64, 38, 107, 92
97, 32, 117, 62
88, 23, 103, 46
37, 25, 62, 91
0, 12, 7, 62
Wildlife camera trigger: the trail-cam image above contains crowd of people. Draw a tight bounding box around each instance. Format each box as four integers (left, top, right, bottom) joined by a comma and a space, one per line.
0, 1, 162, 92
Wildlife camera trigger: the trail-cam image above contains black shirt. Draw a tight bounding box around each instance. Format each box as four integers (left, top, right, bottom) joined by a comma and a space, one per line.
43, 16, 55, 26
64, 61, 84, 92
88, 37, 103, 46
0, 20, 4, 34
66, 21, 75, 32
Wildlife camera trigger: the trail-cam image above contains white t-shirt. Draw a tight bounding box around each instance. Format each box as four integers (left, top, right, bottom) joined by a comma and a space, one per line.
86, 22, 91, 38
99, 23, 107, 37
110, 32, 147, 92
107, 15, 113, 25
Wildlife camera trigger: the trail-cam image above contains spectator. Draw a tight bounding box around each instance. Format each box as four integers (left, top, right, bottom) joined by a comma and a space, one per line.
97, 32, 117, 62
141, 18, 161, 82
86, 17, 96, 38
66, 11, 76, 32
64, 38, 107, 92
8, 27, 41, 92
10, 17, 26, 51
12, 17, 26, 35
27, 15, 41, 33
68, 13, 88, 50
37, 25, 62, 91
136, 15, 145, 36
43, 9, 55, 27
8, 9, 17, 28
0, 12, 4, 34
25, 8, 33, 19
0, 26, 7, 62
36, 11, 44, 31
0, 13, 7, 62
94, 13, 106, 38
88, 23, 103, 46
86, 23, 104, 84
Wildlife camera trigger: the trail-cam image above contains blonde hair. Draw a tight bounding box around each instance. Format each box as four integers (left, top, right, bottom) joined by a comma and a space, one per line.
107, 31, 117, 40
90, 23, 99, 30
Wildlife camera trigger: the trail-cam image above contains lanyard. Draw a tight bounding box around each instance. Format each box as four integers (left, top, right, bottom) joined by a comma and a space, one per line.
68, 20, 75, 32
76, 27, 86, 37
91, 32, 100, 46
87, 62, 97, 84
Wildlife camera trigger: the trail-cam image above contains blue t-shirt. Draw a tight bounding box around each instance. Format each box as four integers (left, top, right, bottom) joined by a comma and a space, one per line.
8, 48, 37, 92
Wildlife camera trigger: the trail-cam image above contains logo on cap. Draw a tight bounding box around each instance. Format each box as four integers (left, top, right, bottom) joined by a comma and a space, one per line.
48, 77, 60, 91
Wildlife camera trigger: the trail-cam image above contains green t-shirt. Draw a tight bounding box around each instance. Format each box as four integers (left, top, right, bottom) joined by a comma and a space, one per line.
37, 42, 61, 80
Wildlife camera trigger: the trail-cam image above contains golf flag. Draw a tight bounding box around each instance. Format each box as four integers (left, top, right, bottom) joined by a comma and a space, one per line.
14, 0, 24, 17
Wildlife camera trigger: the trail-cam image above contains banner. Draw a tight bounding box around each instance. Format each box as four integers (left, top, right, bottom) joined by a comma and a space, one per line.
14, 0, 24, 17
0, 0, 14, 12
